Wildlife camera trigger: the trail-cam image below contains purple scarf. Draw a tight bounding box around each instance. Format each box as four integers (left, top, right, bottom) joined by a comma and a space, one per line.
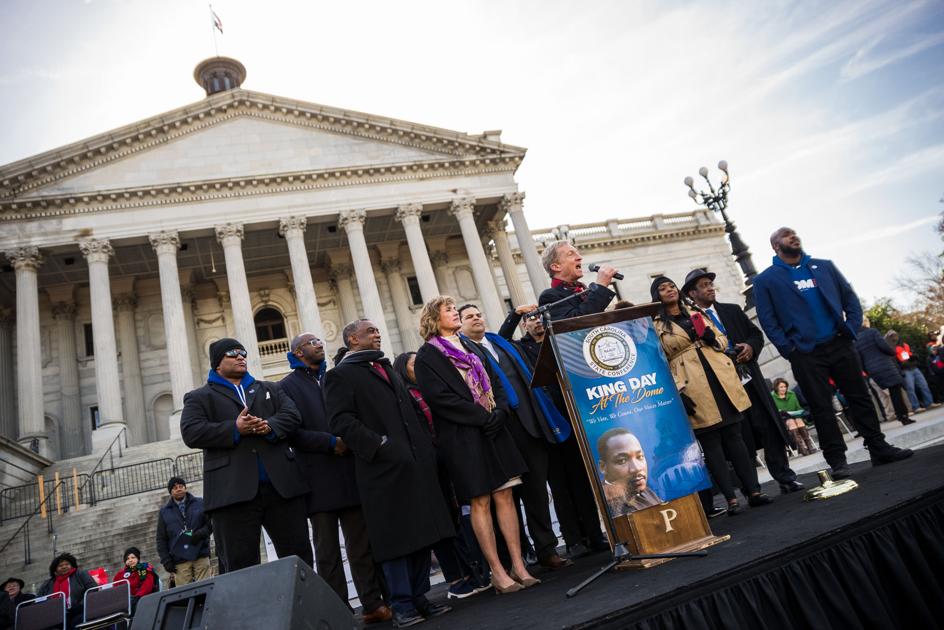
428, 336, 495, 411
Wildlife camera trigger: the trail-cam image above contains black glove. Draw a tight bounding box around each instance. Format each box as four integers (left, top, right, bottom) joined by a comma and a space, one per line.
162, 561, 176, 574
483, 409, 506, 437
191, 526, 210, 543
700, 326, 717, 346
679, 392, 697, 417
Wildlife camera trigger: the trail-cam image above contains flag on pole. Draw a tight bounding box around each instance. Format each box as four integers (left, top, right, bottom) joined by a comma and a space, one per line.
210, 6, 223, 34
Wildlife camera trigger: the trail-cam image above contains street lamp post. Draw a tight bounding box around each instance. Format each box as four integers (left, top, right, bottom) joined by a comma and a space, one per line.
684, 161, 758, 309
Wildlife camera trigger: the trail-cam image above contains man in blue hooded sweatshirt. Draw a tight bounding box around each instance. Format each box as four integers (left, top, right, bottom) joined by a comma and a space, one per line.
753, 228, 913, 479
181, 337, 313, 573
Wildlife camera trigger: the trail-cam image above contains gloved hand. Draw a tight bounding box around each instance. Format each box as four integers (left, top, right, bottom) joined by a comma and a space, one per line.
162, 561, 176, 574
699, 326, 717, 346
191, 526, 210, 542
483, 409, 506, 437
680, 392, 697, 417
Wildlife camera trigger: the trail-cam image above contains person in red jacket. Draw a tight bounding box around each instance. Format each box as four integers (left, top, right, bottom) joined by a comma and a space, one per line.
113, 547, 157, 615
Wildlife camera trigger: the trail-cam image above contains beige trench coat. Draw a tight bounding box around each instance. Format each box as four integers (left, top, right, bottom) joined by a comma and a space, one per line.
654, 314, 752, 430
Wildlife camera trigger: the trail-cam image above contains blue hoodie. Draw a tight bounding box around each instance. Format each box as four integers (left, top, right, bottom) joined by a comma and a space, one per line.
753, 254, 862, 358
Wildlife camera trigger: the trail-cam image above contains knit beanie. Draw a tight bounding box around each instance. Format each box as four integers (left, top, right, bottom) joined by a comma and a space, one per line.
209, 338, 246, 370
167, 476, 186, 493
649, 276, 675, 302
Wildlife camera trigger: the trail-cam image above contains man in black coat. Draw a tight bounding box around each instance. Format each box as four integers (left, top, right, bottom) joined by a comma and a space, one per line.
155, 477, 211, 585
1, 577, 34, 630
326, 320, 454, 628
536, 241, 620, 556
682, 268, 804, 494
280, 332, 391, 624
855, 319, 912, 424
458, 304, 572, 571
181, 337, 313, 573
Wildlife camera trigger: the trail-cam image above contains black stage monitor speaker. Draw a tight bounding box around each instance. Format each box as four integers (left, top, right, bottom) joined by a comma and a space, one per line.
130, 556, 352, 630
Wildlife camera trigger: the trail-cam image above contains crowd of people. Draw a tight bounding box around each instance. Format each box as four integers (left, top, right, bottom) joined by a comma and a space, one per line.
10, 226, 933, 630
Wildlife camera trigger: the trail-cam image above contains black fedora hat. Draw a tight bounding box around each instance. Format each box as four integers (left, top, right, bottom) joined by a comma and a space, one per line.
1, 577, 24, 590
681, 268, 716, 296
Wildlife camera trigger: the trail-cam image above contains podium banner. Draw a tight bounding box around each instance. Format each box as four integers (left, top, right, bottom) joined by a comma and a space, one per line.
554, 317, 710, 520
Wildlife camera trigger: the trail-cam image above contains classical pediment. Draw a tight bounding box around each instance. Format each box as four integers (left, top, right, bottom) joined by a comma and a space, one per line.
0, 88, 525, 203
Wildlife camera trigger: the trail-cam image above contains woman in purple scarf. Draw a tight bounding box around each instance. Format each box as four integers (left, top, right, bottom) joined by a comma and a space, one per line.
414, 296, 537, 593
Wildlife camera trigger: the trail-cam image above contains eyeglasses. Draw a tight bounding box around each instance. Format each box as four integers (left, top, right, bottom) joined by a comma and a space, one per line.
223, 349, 248, 359
302, 338, 323, 347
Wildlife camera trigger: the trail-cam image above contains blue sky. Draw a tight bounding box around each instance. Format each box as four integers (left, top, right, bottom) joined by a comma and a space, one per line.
1, 0, 942, 307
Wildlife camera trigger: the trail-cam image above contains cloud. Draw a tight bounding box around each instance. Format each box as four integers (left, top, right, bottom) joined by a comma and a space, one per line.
830, 215, 941, 248
842, 31, 944, 80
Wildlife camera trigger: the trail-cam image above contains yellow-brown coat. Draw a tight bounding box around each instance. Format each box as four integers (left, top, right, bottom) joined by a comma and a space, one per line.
653, 314, 751, 430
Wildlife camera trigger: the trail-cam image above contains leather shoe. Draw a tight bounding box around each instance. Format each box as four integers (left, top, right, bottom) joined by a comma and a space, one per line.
391, 610, 425, 628
869, 443, 914, 465
748, 493, 773, 507
362, 604, 393, 624
830, 463, 852, 479
705, 505, 727, 519
726, 501, 742, 516
417, 602, 451, 618
538, 553, 573, 570
566, 543, 591, 560
779, 480, 805, 494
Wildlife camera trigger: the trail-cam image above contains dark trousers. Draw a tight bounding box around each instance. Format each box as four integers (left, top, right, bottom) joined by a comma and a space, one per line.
381, 549, 431, 616
888, 384, 910, 420
211, 483, 313, 573
311, 507, 385, 613
547, 437, 604, 548
741, 401, 796, 485
789, 337, 886, 467
505, 415, 558, 560
698, 422, 760, 501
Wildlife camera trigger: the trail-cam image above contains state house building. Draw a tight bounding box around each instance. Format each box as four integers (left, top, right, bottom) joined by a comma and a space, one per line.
0, 58, 744, 465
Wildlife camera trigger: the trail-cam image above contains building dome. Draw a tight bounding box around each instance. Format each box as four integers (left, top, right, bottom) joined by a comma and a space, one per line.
193, 57, 246, 96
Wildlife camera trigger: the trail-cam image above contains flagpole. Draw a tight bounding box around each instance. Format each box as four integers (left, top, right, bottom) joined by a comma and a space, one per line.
209, 3, 219, 56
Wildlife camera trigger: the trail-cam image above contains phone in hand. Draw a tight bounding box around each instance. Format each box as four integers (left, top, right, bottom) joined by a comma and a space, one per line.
690, 312, 707, 338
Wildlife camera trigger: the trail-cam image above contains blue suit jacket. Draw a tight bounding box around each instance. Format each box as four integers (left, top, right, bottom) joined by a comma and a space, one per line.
753, 256, 862, 358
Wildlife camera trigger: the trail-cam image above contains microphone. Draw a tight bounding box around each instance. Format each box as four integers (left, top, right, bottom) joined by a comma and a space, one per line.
588, 263, 624, 281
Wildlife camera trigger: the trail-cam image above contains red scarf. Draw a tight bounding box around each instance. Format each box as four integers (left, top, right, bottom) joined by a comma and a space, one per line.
53, 568, 76, 608
551, 277, 585, 293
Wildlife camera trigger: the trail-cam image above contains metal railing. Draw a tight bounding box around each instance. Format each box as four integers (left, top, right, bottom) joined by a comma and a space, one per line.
173, 452, 204, 483
76, 427, 128, 507
0, 456, 40, 486
89, 458, 176, 503
0, 474, 91, 524
0, 477, 71, 564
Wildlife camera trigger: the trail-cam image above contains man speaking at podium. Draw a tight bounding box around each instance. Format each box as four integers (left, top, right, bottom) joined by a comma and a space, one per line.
537, 241, 621, 556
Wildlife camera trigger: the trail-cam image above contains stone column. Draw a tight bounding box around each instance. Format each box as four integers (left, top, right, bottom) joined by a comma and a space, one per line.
78, 239, 126, 448
379, 245, 419, 351
329, 262, 358, 325
279, 216, 324, 335
430, 250, 454, 297
215, 223, 263, 376
5, 247, 47, 454
450, 197, 506, 327
51, 300, 85, 457
0, 307, 17, 441
488, 219, 530, 305
483, 236, 505, 308
179, 279, 204, 388
338, 210, 392, 354
149, 231, 195, 417
113, 293, 149, 445
395, 203, 439, 301
502, 192, 548, 295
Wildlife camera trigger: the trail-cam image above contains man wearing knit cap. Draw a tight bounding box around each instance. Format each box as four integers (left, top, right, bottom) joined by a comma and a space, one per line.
155, 476, 212, 585
181, 338, 313, 573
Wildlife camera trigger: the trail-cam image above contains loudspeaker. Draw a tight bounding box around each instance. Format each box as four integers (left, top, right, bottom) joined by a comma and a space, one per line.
130, 556, 352, 630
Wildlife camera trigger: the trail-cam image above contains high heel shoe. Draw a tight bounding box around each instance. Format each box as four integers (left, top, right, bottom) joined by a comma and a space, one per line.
509, 570, 541, 588
748, 493, 773, 507
726, 500, 742, 516
491, 577, 524, 594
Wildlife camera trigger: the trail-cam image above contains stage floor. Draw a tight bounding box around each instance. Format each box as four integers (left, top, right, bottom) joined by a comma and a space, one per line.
412, 444, 944, 630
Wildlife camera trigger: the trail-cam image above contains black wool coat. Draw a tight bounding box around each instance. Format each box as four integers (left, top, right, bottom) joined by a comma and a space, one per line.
713, 302, 790, 443
538, 282, 615, 321
281, 367, 360, 514
180, 380, 308, 512
855, 327, 904, 388
325, 359, 455, 563
414, 340, 528, 502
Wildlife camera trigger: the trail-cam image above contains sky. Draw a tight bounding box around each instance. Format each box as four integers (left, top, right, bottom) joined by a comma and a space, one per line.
1, 0, 942, 307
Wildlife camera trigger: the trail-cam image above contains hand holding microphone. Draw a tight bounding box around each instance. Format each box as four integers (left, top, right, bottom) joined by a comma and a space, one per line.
587, 263, 623, 285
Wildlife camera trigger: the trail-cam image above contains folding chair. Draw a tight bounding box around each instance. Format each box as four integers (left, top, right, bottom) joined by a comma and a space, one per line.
15, 591, 66, 630
75, 580, 131, 630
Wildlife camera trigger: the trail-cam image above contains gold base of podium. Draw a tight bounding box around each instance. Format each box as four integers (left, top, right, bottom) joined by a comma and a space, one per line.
609, 493, 730, 569
615, 534, 731, 569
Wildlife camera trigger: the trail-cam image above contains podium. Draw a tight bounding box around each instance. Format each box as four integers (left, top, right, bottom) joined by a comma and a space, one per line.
532, 304, 729, 569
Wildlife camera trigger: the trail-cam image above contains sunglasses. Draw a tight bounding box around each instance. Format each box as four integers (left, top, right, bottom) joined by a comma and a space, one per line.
223, 349, 248, 359
302, 338, 323, 347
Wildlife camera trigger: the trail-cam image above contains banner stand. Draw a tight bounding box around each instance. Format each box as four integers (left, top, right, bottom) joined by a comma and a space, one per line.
533, 304, 729, 594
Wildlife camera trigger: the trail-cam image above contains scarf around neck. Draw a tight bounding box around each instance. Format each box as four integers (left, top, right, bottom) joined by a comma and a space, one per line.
429, 336, 495, 411
339, 349, 385, 365
53, 568, 76, 607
